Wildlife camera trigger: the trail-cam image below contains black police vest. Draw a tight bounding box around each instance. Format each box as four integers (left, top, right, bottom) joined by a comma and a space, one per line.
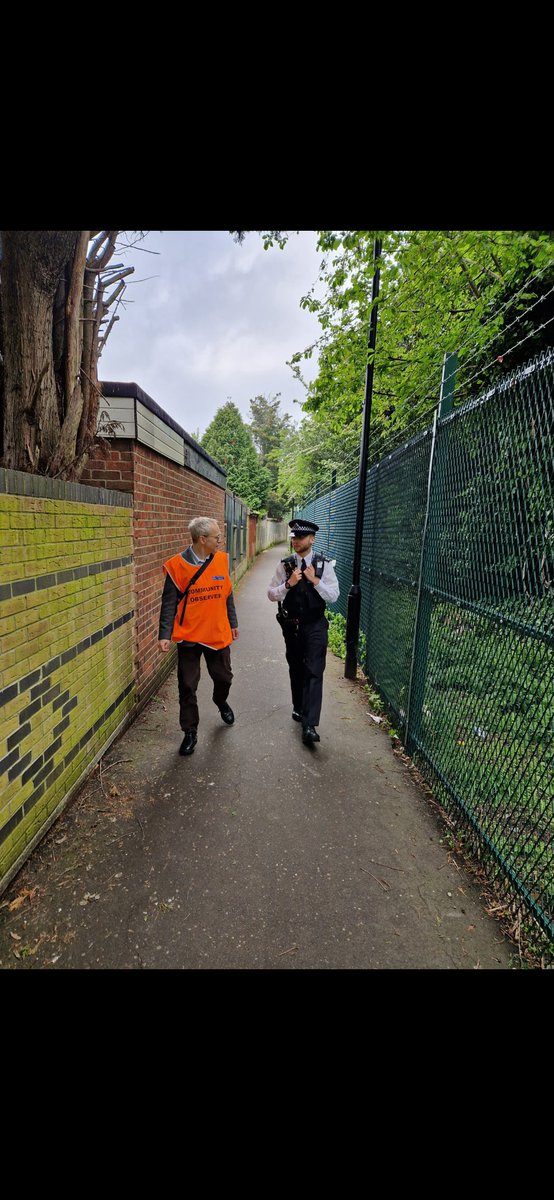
281, 553, 327, 622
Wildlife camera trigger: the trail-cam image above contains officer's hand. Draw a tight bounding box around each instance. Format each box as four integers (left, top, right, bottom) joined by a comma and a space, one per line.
289, 568, 302, 586
158, 639, 171, 653
232, 627, 239, 640
304, 564, 317, 584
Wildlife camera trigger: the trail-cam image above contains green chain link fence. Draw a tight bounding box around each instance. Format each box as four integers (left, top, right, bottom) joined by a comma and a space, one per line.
298, 349, 554, 955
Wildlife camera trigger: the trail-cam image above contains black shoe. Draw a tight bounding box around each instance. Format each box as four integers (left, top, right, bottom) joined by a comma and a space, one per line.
179, 730, 197, 756
302, 725, 321, 745
292, 709, 303, 722
219, 703, 235, 725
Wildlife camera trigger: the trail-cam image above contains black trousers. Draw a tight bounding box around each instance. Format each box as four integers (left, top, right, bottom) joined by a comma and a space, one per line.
280, 615, 328, 726
177, 642, 233, 731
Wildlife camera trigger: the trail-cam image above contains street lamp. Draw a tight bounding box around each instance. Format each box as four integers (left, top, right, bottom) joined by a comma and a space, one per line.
344, 237, 382, 680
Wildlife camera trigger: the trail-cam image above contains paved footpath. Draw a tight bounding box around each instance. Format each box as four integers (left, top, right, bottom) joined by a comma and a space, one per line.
0, 544, 517, 970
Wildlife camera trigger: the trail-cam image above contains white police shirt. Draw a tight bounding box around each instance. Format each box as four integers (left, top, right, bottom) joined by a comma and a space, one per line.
267, 549, 340, 605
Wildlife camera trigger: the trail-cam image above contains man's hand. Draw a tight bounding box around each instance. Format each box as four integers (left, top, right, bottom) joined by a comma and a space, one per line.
232, 628, 239, 640
288, 567, 302, 587
303, 564, 318, 585
158, 639, 171, 653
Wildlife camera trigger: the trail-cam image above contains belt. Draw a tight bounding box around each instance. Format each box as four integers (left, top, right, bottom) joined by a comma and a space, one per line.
283, 613, 324, 625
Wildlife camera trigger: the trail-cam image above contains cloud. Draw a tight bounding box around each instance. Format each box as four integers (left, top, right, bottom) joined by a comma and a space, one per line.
99, 230, 322, 436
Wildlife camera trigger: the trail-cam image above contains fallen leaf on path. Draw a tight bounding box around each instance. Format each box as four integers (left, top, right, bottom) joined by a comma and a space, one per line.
8, 886, 39, 911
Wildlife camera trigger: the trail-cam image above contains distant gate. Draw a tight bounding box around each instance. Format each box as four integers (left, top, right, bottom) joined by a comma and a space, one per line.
225, 492, 248, 576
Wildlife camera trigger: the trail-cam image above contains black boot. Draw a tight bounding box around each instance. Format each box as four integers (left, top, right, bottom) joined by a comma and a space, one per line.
179, 730, 198, 755
302, 725, 320, 745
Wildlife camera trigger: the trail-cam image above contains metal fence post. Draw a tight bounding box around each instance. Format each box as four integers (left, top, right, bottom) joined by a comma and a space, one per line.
404, 413, 438, 751
345, 238, 382, 679
404, 352, 457, 751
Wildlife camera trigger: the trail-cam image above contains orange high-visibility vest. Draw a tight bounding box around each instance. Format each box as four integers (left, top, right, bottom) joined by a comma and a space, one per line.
163, 550, 233, 649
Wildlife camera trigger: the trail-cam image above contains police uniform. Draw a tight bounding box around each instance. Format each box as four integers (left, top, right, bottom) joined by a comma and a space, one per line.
267, 519, 340, 743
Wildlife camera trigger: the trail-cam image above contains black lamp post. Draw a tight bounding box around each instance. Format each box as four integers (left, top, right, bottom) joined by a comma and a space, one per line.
344, 237, 382, 680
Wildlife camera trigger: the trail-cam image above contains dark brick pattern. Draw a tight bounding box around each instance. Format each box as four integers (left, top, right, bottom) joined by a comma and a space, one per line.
0, 555, 132, 607
0, 682, 134, 846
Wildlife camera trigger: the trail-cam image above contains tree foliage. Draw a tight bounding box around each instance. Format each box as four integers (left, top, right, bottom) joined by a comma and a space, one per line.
240, 229, 554, 504
274, 414, 362, 506
247, 393, 293, 518
301, 230, 553, 423
0, 230, 143, 479
201, 401, 271, 511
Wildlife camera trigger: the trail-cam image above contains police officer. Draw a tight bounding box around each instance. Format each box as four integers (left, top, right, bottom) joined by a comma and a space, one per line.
267, 518, 340, 745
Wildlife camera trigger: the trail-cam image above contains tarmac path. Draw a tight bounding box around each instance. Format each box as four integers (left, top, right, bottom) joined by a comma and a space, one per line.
0, 543, 517, 969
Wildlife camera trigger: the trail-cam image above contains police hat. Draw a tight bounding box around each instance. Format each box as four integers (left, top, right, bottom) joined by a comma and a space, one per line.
289, 518, 319, 535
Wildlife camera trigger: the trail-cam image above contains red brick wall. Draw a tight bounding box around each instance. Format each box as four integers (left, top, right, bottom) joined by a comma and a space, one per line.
80, 442, 134, 493
82, 442, 225, 703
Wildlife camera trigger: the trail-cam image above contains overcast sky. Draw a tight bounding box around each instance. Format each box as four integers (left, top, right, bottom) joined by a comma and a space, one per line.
98, 230, 324, 441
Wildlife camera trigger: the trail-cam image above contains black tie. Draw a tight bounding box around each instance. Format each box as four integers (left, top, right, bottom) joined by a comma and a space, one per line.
300, 558, 306, 573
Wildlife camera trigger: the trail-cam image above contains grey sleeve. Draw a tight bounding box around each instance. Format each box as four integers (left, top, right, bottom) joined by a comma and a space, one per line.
227, 590, 238, 628
159, 574, 180, 640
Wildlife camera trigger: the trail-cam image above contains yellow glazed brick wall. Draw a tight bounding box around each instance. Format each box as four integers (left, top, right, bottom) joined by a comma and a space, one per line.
0, 474, 135, 893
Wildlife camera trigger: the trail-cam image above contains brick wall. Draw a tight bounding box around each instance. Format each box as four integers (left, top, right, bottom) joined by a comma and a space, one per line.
0, 470, 134, 893
80, 441, 134, 494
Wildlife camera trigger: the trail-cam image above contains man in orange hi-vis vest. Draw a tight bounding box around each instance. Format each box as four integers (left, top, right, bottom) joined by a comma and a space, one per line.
158, 517, 239, 756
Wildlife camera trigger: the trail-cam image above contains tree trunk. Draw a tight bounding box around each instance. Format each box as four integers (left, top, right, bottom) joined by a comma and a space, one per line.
1, 231, 79, 473
47, 231, 91, 477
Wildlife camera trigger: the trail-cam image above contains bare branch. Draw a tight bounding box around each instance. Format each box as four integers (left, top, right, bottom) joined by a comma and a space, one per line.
96, 262, 125, 276
87, 231, 119, 273
98, 313, 119, 353
87, 232, 110, 264
99, 266, 134, 289
104, 280, 126, 309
